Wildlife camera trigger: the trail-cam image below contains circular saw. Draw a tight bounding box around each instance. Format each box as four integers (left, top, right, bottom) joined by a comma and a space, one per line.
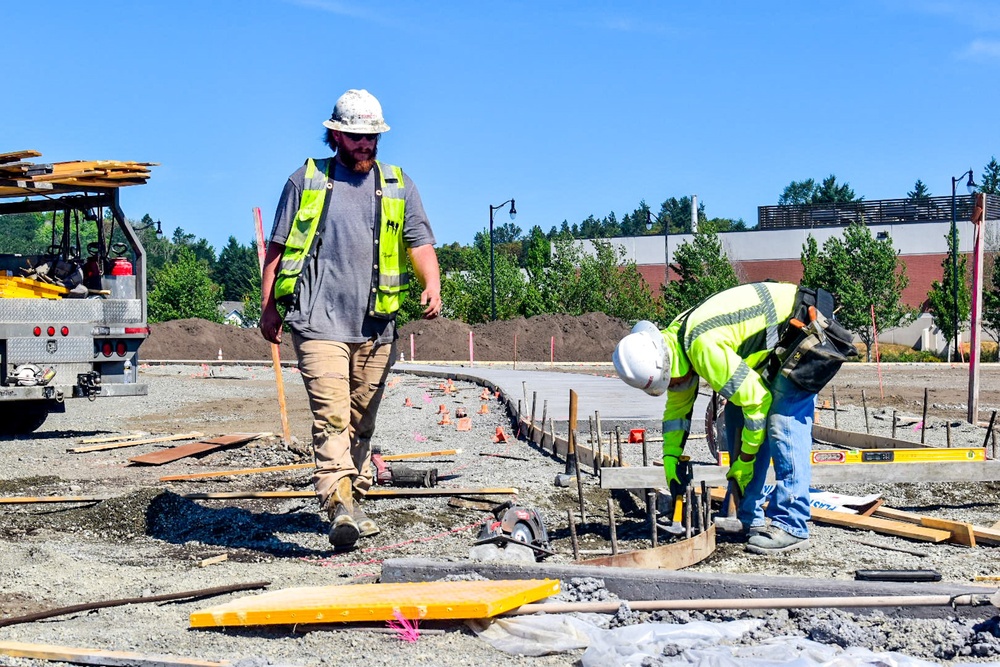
474, 501, 554, 560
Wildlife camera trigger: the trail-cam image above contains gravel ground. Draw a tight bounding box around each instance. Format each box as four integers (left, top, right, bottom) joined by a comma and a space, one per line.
3, 362, 1000, 665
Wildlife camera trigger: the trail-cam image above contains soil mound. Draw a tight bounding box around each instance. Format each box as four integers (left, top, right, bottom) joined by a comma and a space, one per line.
143, 318, 294, 361
145, 312, 630, 362
399, 312, 630, 362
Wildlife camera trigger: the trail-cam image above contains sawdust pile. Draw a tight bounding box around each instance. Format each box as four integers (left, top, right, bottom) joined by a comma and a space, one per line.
144, 313, 631, 362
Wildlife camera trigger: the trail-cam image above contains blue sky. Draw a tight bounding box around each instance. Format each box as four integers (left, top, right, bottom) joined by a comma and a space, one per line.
5, 1, 1000, 253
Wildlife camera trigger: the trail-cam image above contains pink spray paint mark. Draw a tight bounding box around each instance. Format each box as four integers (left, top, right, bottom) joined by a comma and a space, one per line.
387, 609, 420, 642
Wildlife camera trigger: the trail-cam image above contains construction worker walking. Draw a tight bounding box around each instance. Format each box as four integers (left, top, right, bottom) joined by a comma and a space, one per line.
260, 88, 441, 549
613, 282, 856, 554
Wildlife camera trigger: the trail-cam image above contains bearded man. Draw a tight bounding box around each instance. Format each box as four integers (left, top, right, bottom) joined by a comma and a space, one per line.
261, 88, 441, 549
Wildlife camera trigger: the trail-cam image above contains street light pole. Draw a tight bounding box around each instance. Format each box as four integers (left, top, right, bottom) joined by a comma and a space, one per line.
488, 198, 517, 321
950, 169, 976, 361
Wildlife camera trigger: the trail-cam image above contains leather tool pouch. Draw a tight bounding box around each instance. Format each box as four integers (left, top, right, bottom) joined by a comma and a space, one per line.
763, 287, 858, 393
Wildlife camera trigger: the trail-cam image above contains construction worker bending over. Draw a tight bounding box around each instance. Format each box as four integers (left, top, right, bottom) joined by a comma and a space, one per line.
613, 282, 855, 554
260, 89, 441, 549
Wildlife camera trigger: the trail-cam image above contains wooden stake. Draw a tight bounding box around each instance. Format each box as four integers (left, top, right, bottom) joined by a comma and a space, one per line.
529, 391, 537, 444
540, 400, 549, 452
198, 554, 228, 568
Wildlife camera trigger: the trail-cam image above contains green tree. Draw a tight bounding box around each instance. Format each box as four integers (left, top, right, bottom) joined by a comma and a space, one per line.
980, 157, 1000, 195
215, 236, 259, 301
576, 239, 659, 321
147, 247, 223, 323
812, 175, 858, 204
444, 243, 528, 323
779, 179, 817, 205
436, 242, 472, 273
927, 231, 971, 361
982, 258, 1000, 345
660, 227, 738, 320
907, 179, 931, 200
800, 223, 910, 361
242, 284, 262, 328
779, 175, 860, 205
0, 212, 47, 255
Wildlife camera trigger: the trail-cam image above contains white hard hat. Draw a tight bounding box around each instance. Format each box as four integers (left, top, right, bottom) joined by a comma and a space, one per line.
612, 326, 671, 396
323, 89, 390, 134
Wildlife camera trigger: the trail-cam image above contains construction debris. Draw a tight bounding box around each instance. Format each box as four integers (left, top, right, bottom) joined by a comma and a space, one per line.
0, 150, 157, 196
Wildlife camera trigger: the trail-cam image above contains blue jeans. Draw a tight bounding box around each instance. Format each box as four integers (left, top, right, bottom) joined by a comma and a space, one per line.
724, 374, 815, 538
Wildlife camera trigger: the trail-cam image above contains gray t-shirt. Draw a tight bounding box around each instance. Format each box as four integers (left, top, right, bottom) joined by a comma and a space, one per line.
270, 158, 435, 344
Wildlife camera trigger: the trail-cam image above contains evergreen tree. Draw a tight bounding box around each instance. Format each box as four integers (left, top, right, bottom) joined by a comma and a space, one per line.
980, 157, 1000, 195
927, 231, 972, 360
147, 247, 223, 323
660, 228, 738, 320
907, 179, 931, 200
779, 179, 817, 205
812, 175, 858, 204
798, 223, 909, 361
215, 236, 259, 301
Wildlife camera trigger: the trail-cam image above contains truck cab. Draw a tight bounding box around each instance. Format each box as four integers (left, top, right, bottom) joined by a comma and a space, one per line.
0, 151, 154, 434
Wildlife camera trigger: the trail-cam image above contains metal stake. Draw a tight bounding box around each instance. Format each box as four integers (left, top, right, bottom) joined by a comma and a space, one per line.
946, 421, 952, 448
892, 410, 897, 440
530, 391, 537, 445
648, 491, 657, 548
540, 400, 549, 452
607, 497, 618, 555
685, 486, 693, 539
567, 509, 579, 560
861, 390, 870, 434
615, 426, 623, 467
574, 429, 587, 523
921, 388, 929, 444
832, 386, 838, 429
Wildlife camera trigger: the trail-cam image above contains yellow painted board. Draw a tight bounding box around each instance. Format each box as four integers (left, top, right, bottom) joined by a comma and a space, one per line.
718, 448, 985, 466
190, 579, 560, 627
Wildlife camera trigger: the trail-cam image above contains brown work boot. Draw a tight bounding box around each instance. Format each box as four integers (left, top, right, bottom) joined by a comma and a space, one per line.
327, 477, 360, 548
352, 502, 380, 538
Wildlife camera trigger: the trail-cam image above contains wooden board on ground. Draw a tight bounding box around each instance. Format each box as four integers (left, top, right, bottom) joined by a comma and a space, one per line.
190, 579, 560, 627
69, 432, 204, 453
873, 507, 987, 547
812, 424, 932, 449
0, 496, 107, 505
0, 641, 224, 667
810, 507, 951, 543
128, 433, 268, 466
578, 525, 716, 570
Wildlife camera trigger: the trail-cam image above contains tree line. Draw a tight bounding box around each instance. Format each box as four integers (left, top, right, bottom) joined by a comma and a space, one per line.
5, 158, 998, 355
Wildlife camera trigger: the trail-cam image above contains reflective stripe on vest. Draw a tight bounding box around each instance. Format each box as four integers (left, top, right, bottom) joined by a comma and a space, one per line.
273, 158, 408, 318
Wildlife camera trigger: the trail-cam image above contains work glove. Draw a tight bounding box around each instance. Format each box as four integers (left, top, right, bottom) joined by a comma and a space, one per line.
662, 454, 681, 489
726, 455, 755, 493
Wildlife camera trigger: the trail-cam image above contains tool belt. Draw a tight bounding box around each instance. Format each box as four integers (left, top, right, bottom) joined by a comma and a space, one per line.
762, 287, 858, 394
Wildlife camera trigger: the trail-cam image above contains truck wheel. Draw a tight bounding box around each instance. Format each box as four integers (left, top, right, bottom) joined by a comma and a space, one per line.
0, 402, 50, 435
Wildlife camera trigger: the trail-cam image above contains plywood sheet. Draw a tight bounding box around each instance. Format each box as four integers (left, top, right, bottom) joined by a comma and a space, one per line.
189, 579, 560, 627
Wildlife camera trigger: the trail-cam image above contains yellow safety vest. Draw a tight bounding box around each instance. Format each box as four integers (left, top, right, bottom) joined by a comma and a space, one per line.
660, 282, 799, 460
273, 158, 409, 319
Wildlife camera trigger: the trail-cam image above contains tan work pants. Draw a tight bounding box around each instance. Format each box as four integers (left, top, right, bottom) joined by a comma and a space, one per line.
292, 334, 394, 509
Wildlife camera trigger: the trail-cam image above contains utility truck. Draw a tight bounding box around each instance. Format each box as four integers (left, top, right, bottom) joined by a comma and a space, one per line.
0, 150, 155, 434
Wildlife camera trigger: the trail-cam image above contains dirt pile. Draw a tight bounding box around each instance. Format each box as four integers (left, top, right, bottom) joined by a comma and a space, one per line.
144, 313, 631, 363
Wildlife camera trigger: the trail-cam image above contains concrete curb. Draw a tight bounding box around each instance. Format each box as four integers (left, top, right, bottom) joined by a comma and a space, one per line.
381, 557, 996, 620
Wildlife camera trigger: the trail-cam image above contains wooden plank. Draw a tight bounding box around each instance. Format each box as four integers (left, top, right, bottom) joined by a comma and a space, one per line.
0, 150, 42, 164
578, 525, 715, 569
78, 432, 147, 445
874, 507, 992, 546
812, 424, 932, 449
810, 507, 951, 543
182, 487, 518, 500
128, 433, 268, 466
0, 496, 107, 504
190, 579, 560, 626
69, 432, 204, 453
0, 641, 226, 667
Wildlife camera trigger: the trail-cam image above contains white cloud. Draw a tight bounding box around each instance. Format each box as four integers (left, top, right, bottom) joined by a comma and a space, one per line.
284, 0, 387, 23
959, 39, 1000, 60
